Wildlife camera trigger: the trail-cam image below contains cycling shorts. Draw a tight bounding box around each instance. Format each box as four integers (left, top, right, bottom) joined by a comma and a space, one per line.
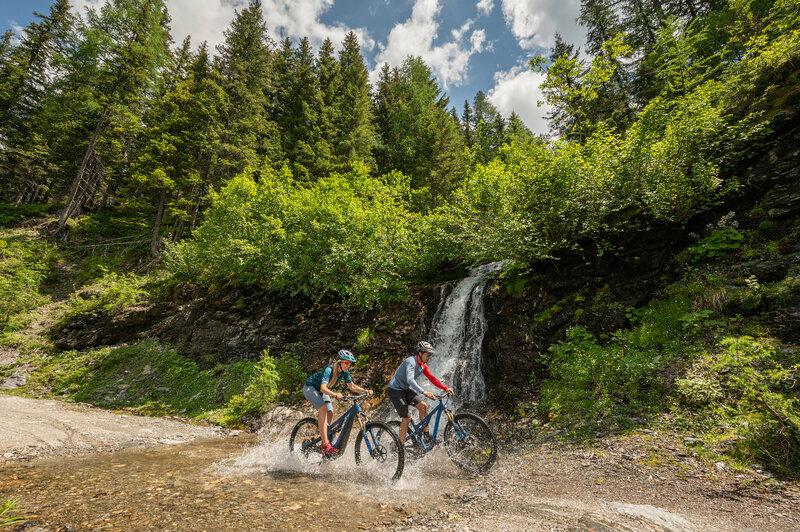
303, 385, 333, 412
387, 387, 424, 418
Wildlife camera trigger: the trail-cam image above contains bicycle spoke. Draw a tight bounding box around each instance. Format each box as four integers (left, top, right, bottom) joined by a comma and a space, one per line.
444, 413, 497, 474
354, 422, 404, 481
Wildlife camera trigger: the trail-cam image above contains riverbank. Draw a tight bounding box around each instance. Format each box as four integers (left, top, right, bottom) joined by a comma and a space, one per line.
0, 394, 232, 462
2, 395, 799, 531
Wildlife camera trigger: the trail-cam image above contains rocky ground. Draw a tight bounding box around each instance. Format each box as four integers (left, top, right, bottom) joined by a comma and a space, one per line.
392, 429, 800, 531
0, 394, 232, 462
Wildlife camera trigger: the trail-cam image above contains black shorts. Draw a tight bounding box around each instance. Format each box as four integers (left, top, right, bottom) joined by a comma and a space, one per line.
387, 387, 424, 418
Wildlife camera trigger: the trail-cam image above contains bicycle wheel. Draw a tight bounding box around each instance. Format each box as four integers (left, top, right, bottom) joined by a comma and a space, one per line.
354, 421, 405, 481
443, 412, 497, 474
289, 417, 321, 460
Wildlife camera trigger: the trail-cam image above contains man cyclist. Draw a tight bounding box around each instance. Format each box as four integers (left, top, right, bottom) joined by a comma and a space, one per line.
387, 341, 453, 447
303, 349, 373, 455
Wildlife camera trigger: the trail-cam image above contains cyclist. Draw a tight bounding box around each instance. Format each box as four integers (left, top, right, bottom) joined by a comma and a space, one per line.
303, 349, 373, 455
387, 340, 453, 447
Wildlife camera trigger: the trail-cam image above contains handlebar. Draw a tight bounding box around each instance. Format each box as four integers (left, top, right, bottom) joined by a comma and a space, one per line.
341, 393, 371, 401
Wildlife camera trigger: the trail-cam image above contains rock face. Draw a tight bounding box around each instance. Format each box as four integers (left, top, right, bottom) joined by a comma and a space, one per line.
53, 92, 800, 403
56, 284, 443, 384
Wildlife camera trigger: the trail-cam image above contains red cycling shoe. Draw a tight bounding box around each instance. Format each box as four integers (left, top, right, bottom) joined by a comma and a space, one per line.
321, 442, 338, 455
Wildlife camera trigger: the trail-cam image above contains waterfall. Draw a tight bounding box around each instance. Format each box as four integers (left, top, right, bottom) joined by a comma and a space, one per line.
422, 261, 508, 404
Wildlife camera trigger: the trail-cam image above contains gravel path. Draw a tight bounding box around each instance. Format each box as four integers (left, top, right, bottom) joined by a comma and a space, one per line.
394, 431, 800, 531
0, 394, 231, 462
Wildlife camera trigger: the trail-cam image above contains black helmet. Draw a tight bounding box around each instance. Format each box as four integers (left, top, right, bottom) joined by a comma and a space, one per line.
416, 341, 435, 355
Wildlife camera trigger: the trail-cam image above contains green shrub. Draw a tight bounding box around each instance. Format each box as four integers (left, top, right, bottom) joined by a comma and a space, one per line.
222, 352, 279, 421
274, 352, 306, 400
688, 227, 744, 262
0, 203, 57, 227
679, 336, 800, 474
61, 272, 148, 321
165, 163, 420, 307
0, 231, 55, 330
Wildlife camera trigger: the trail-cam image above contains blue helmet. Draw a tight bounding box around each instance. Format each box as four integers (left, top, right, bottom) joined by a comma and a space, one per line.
337, 349, 356, 363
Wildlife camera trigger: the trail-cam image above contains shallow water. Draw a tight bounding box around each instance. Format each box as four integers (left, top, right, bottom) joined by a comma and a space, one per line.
1, 431, 466, 531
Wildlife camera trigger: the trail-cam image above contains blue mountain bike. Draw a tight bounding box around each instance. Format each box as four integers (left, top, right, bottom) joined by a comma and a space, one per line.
289, 393, 405, 481
388, 393, 497, 474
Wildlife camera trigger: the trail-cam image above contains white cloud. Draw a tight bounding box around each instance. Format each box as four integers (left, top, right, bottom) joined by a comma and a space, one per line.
260, 0, 375, 51
373, 0, 486, 89
488, 63, 551, 135
500, 0, 583, 51
476, 0, 494, 16
68, 1, 373, 56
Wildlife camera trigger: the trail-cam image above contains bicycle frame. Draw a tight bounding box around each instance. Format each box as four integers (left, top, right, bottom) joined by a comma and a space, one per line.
401, 395, 457, 452
301, 396, 377, 456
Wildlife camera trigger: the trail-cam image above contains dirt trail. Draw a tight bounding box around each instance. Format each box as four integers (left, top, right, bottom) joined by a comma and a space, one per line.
0, 394, 230, 461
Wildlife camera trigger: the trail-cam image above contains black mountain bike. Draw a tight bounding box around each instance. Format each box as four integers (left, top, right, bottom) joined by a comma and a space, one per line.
388, 393, 496, 474
289, 393, 405, 481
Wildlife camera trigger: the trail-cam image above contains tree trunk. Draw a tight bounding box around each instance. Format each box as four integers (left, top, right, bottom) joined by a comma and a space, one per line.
151, 188, 167, 259
55, 107, 108, 234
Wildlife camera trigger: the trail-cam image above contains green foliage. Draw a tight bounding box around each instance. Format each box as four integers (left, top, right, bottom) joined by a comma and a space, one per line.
19, 340, 298, 426
0, 230, 54, 329
677, 337, 800, 475
0, 204, 57, 227
688, 227, 744, 261
221, 351, 279, 422
61, 271, 148, 321
0, 499, 27, 527
274, 352, 306, 401
165, 162, 420, 307
538, 295, 693, 423
354, 327, 374, 352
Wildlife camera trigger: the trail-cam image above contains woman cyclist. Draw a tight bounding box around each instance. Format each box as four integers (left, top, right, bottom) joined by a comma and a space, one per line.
303, 350, 373, 455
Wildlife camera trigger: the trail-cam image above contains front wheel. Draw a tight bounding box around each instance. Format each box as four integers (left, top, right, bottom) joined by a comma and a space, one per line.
354, 421, 405, 481
289, 417, 321, 461
443, 412, 497, 474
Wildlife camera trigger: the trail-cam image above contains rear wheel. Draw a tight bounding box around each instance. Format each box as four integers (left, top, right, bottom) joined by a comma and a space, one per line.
289, 417, 321, 461
354, 421, 405, 481
443, 412, 497, 474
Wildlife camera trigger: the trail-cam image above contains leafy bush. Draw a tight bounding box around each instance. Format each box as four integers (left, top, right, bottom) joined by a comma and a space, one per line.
688, 227, 744, 261
678, 337, 800, 474
274, 352, 306, 401
61, 272, 149, 322
0, 203, 57, 227
0, 231, 54, 330
222, 352, 279, 421
165, 163, 421, 307
538, 295, 693, 424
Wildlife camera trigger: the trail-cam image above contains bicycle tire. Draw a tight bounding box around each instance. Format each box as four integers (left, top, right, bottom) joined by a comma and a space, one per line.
443, 412, 497, 474
354, 421, 405, 481
289, 417, 321, 460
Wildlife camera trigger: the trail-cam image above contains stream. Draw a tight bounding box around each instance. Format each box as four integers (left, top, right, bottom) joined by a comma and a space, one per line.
1, 431, 466, 531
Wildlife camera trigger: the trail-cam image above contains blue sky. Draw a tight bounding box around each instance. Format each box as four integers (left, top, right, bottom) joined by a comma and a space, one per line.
1, 0, 586, 134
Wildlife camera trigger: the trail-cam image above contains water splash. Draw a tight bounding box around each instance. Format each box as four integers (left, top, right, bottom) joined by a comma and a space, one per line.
424, 261, 507, 405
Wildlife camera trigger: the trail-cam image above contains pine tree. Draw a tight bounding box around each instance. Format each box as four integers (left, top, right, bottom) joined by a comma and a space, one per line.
335, 31, 377, 171
312, 37, 341, 178
214, 0, 279, 179
0, 0, 74, 204
54, 0, 172, 234
374, 56, 466, 206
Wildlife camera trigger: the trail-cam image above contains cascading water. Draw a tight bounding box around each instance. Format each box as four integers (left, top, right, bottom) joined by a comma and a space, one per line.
421, 261, 508, 405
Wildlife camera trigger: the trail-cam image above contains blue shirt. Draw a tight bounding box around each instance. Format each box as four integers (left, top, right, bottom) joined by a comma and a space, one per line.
387, 355, 426, 394
305, 365, 353, 392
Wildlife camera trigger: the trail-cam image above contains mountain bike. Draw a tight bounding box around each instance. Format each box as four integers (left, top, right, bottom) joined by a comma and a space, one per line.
289, 393, 405, 481
387, 392, 497, 474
